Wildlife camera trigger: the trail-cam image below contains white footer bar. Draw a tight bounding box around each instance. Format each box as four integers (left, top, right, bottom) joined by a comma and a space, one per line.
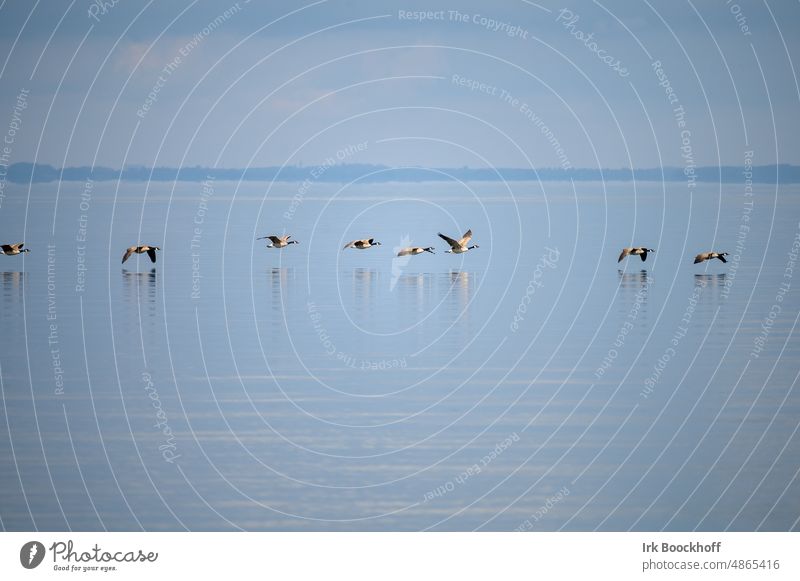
1, 532, 797, 580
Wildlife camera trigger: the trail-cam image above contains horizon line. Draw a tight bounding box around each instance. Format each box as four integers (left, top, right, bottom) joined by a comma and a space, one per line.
2, 161, 798, 184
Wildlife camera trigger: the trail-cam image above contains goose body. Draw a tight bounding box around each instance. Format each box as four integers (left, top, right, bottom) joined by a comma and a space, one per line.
694, 251, 728, 264
618, 247, 654, 263
0, 243, 29, 256
438, 229, 479, 254
397, 246, 435, 257
258, 235, 299, 248
122, 245, 160, 264
343, 238, 381, 250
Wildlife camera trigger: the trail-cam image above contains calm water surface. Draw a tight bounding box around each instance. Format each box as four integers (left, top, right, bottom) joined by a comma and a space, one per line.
1, 180, 798, 530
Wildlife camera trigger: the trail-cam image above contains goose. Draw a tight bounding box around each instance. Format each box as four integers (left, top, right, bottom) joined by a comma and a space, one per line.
122, 245, 160, 264
397, 246, 435, 257
618, 247, 654, 263
343, 238, 381, 250
438, 229, 479, 254
0, 243, 29, 256
258, 235, 299, 248
694, 251, 728, 264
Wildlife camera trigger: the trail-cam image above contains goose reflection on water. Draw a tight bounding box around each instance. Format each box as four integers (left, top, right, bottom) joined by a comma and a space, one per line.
618, 269, 651, 290
617, 269, 651, 322
353, 267, 378, 289
394, 272, 431, 314
447, 270, 474, 312
0, 272, 26, 318
122, 268, 156, 302
444, 271, 475, 338
269, 267, 293, 292
1, 270, 25, 297
395, 272, 429, 289
267, 268, 294, 319
694, 273, 727, 288
120, 269, 158, 341
694, 273, 729, 313
352, 268, 378, 308
260, 268, 294, 333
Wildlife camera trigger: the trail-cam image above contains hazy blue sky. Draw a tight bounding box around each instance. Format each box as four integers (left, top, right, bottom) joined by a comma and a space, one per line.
0, 0, 798, 169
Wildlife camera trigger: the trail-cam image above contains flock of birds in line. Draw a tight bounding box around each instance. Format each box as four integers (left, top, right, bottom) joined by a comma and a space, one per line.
0, 233, 729, 265
256, 229, 479, 255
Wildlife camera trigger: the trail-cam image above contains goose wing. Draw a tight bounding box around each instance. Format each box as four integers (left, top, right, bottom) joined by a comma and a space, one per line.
438, 232, 460, 249
266, 236, 282, 244
458, 229, 473, 246
122, 246, 136, 264
146, 247, 158, 263
1, 244, 14, 253
618, 248, 631, 262
693, 253, 706, 264
639, 250, 649, 262
344, 239, 367, 249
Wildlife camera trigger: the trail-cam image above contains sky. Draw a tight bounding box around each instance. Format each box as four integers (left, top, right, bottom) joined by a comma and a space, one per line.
0, 0, 798, 170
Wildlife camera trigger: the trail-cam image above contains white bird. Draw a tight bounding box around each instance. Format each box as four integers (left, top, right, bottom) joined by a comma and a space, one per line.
258, 235, 299, 248
438, 229, 478, 254
122, 245, 160, 264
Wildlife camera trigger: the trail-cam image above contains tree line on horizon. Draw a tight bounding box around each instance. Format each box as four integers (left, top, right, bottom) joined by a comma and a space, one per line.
5, 161, 798, 184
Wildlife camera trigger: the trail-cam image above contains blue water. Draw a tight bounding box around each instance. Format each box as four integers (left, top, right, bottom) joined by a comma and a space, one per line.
0, 179, 798, 531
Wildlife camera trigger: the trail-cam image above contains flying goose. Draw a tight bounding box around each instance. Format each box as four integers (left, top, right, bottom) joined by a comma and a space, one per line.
343, 238, 381, 250
694, 251, 728, 264
122, 245, 160, 264
438, 229, 479, 254
618, 247, 654, 263
0, 243, 29, 256
397, 246, 435, 257
258, 235, 299, 248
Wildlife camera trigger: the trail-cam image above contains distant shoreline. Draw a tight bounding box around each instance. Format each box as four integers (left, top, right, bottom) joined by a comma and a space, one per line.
4, 162, 798, 184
